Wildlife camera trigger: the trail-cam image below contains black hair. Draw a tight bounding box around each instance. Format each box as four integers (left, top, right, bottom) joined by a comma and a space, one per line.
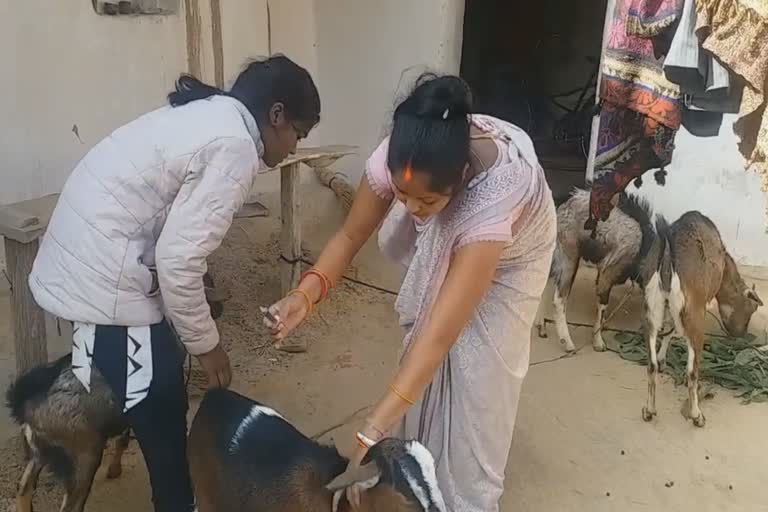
387, 73, 473, 193
168, 54, 320, 126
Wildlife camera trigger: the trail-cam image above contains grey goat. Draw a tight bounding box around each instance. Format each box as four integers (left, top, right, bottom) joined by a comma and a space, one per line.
640, 212, 763, 427
535, 189, 654, 352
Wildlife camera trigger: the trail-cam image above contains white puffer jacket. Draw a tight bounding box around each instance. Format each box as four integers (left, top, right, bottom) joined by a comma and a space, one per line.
29, 95, 264, 355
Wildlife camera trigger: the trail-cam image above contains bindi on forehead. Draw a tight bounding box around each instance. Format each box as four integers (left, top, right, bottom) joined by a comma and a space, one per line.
403, 164, 414, 183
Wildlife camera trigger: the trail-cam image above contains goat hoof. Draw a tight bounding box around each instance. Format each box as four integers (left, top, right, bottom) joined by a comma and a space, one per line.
537, 325, 548, 339
642, 407, 656, 422
592, 342, 606, 352
693, 414, 706, 428
560, 339, 576, 353
658, 359, 667, 372
107, 465, 123, 479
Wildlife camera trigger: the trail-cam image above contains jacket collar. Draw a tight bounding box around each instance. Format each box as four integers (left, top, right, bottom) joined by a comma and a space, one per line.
211, 95, 265, 158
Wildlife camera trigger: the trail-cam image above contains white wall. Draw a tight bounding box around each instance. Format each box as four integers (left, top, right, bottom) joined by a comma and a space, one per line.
0, 0, 280, 207
632, 116, 768, 267
0, 1, 188, 205
0, 0, 466, 201
311, 0, 465, 181
219, 0, 270, 83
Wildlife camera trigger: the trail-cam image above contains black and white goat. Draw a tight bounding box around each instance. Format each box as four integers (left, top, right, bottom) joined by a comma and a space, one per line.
535, 189, 654, 352
640, 211, 763, 427
189, 388, 446, 512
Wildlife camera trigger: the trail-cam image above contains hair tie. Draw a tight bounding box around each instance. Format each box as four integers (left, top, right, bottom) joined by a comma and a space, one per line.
442, 108, 449, 120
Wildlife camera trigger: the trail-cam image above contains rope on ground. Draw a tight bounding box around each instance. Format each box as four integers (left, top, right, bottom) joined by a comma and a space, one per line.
311, 404, 373, 441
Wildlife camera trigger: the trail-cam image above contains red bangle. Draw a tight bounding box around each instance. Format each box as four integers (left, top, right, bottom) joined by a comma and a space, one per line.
301, 269, 333, 303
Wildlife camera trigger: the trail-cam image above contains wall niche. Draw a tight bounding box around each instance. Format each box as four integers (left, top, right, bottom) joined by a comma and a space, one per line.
92, 0, 178, 16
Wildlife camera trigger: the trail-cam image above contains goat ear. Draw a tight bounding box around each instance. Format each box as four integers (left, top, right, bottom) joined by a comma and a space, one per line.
326, 462, 381, 493
745, 287, 764, 307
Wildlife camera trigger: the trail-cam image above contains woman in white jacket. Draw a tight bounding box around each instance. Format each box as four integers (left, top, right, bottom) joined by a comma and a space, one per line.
28, 55, 321, 512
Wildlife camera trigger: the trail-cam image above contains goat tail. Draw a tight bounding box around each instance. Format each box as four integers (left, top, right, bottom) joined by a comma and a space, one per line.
617, 192, 653, 228
652, 214, 675, 286
654, 215, 672, 252
6, 354, 71, 424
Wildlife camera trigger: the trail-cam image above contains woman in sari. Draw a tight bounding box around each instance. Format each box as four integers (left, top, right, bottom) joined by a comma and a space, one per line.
264, 74, 556, 511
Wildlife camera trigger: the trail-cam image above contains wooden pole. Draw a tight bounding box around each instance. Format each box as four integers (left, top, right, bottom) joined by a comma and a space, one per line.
280, 162, 302, 296
4, 237, 47, 375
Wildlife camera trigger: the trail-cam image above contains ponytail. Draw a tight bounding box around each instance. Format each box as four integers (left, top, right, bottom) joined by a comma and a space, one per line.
168, 75, 224, 107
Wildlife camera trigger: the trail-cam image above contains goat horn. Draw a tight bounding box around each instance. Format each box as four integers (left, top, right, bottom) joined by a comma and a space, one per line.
325, 462, 380, 492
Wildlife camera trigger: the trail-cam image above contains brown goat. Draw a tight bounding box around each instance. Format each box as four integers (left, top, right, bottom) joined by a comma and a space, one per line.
7, 271, 228, 512
189, 388, 446, 512
535, 189, 654, 352
640, 212, 763, 427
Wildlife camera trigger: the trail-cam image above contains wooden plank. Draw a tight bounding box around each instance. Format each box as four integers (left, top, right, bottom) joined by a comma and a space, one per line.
0, 207, 39, 230
261, 145, 358, 173
234, 201, 270, 219
280, 162, 301, 297
0, 193, 59, 243
4, 237, 47, 375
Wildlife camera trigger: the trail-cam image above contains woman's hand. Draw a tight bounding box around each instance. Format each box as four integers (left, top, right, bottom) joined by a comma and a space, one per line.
263, 293, 311, 343
343, 444, 370, 510
196, 344, 232, 389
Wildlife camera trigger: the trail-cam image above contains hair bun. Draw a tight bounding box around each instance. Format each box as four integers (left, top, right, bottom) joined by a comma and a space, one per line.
397, 73, 473, 121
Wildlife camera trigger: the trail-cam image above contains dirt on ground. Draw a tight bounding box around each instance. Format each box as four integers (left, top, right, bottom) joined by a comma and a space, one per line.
1, 184, 767, 512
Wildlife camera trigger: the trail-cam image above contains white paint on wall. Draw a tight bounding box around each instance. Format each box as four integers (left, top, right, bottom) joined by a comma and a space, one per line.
631, 115, 768, 267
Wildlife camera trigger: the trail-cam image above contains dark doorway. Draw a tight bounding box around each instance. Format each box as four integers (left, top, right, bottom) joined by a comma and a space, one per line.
460, 0, 608, 204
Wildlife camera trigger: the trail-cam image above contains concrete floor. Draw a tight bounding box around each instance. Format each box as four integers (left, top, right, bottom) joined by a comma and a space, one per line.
1, 180, 767, 511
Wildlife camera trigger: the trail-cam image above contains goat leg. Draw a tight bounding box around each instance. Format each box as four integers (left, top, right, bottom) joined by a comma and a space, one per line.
592, 302, 608, 352
61, 448, 104, 512
551, 256, 579, 353
553, 287, 576, 353
642, 275, 664, 422
657, 336, 671, 371
679, 306, 707, 427
17, 426, 43, 512
106, 429, 131, 480
685, 337, 706, 428
16, 459, 43, 512
594, 267, 624, 352
642, 353, 658, 422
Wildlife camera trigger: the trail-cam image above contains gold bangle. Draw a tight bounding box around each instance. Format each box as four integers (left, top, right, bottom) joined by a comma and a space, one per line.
288, 288, 313, 316
389, 384, 415, 405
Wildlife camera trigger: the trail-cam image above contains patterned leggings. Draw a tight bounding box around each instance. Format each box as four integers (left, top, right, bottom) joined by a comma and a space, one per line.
90, 320, 195, 512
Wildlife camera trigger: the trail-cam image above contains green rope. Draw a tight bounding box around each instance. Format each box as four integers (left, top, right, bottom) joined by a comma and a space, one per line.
606, 331, 768, 404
